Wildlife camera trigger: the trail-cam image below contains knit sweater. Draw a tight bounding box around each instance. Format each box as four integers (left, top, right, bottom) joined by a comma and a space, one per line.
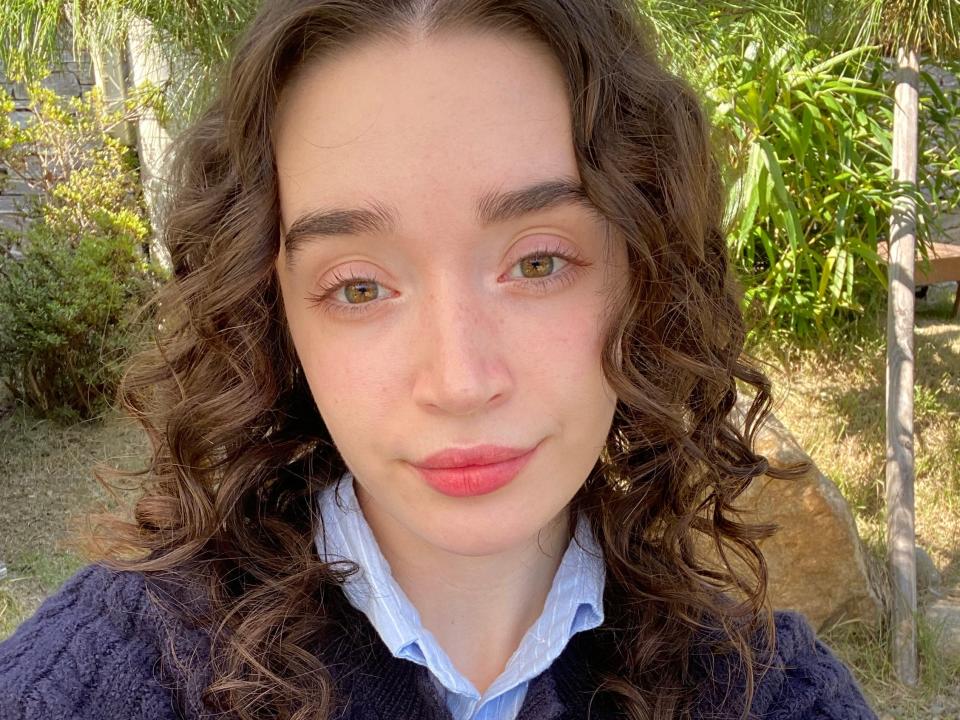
0, 562, 879, 719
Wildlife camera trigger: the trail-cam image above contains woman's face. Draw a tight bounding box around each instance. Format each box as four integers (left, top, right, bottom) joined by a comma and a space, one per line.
274, 29, 628, 558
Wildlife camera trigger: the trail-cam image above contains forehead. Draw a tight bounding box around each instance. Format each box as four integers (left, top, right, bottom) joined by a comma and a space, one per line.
272, 29, 579, 231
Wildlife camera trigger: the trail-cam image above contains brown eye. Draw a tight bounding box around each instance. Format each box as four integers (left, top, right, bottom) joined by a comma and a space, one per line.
305, 269, 394, 317
519, 254, 556, 279
501, 241, 592, 297
508, 251, 572, 282
343, 280, 380, 304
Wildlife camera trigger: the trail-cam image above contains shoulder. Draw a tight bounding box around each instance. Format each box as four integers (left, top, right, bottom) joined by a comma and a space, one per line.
754, 610, 878, 719
0, 563, 178, 720
692, 610, 879, 720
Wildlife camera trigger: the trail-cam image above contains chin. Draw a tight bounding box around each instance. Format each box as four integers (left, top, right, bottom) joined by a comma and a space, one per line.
420, 505, 561, 558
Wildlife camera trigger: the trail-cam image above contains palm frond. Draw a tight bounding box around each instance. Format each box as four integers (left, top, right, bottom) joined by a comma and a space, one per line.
0, 0, 256, 122
797, 0, 960, 57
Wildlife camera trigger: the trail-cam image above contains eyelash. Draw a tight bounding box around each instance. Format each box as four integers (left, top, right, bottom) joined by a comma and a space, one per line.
305, 242, 589, 318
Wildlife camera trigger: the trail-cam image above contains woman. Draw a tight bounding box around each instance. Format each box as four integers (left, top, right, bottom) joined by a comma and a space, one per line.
0, 1, 878, 718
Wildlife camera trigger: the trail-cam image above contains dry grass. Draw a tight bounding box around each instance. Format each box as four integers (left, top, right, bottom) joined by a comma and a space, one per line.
753, 283, 960, 718
0, 403, 145, 640
817, 613, 960, 720
756, 284, 960, 587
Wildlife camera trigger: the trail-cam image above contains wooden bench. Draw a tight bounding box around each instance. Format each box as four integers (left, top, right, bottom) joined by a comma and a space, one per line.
879, 240, 960, 318
918, 242, 960, 318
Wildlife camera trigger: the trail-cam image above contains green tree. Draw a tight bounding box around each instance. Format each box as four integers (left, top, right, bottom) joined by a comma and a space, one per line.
639, 1, 960, 340
0, 0, 257, 126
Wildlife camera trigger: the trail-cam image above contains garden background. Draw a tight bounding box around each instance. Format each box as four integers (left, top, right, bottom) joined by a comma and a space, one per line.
0, 1, 958, 718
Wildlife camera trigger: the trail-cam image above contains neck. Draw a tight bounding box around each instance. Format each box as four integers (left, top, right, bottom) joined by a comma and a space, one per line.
355, 485, 573, 694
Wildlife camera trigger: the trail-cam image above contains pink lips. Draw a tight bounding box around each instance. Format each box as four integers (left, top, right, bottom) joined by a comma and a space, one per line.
411, 442, 541, 497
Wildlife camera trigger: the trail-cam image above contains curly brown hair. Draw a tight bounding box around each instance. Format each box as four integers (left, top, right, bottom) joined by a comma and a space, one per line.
80, 1, 802, 718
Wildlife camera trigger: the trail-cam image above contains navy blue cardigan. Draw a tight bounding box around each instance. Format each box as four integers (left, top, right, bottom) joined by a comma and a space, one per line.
0, 563, 879, 719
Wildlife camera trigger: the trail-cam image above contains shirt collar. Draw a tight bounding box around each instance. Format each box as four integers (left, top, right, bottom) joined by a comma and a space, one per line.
314, 471, 605, 702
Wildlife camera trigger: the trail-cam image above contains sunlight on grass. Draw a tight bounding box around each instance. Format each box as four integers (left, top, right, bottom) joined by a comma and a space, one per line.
0, 586, 21, 642
753, 283, 960, 716
755, 289, 960, 587
9, 549, 86, 592
822, 610, 960, 719
0, 403, 146, 642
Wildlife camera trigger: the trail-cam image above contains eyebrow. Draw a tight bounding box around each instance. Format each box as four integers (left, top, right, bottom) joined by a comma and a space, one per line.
280, 177, 596, 267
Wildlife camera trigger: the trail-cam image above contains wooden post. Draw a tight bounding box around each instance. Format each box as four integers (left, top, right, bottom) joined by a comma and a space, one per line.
886, 44, 919, 687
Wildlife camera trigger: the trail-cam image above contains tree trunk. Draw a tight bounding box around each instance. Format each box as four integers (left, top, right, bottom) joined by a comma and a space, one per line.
125, 18, 174, 272
886, 44, 919, 687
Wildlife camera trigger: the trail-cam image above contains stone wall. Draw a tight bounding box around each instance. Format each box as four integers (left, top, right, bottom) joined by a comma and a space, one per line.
0, 42, 97, 233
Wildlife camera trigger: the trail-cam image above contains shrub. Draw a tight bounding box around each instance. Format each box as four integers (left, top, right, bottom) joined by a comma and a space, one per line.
638, 2, 960, 341
0, 85, 163, 421
711, 42, 960, 341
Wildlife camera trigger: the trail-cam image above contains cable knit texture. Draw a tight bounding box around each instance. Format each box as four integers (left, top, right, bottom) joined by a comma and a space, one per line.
0, 563, 879, 719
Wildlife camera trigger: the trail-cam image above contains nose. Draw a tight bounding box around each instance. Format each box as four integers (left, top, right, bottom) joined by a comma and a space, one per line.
411, 274, 511, 416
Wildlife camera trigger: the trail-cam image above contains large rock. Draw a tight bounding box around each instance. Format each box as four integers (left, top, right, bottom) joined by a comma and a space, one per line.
705, 401, 884, 631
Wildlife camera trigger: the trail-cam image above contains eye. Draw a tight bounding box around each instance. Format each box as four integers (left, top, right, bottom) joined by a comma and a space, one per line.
337, 278, 380, 305
305, 267, 391, 318
511, 253, 570, 280
502, 239, 590, 293
305, 242, 590, 318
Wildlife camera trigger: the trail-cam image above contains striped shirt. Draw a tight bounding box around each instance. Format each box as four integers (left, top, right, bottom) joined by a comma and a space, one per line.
314, 471, 605, 720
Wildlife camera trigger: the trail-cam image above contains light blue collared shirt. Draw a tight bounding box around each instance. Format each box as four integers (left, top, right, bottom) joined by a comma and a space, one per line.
314, 472, 605, 720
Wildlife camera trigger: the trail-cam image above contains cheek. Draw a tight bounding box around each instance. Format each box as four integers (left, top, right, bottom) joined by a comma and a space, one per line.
300, 342, 395, 417
283, 308, 396, 435
281, 284, 384, 400
524, 293, 608, 381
